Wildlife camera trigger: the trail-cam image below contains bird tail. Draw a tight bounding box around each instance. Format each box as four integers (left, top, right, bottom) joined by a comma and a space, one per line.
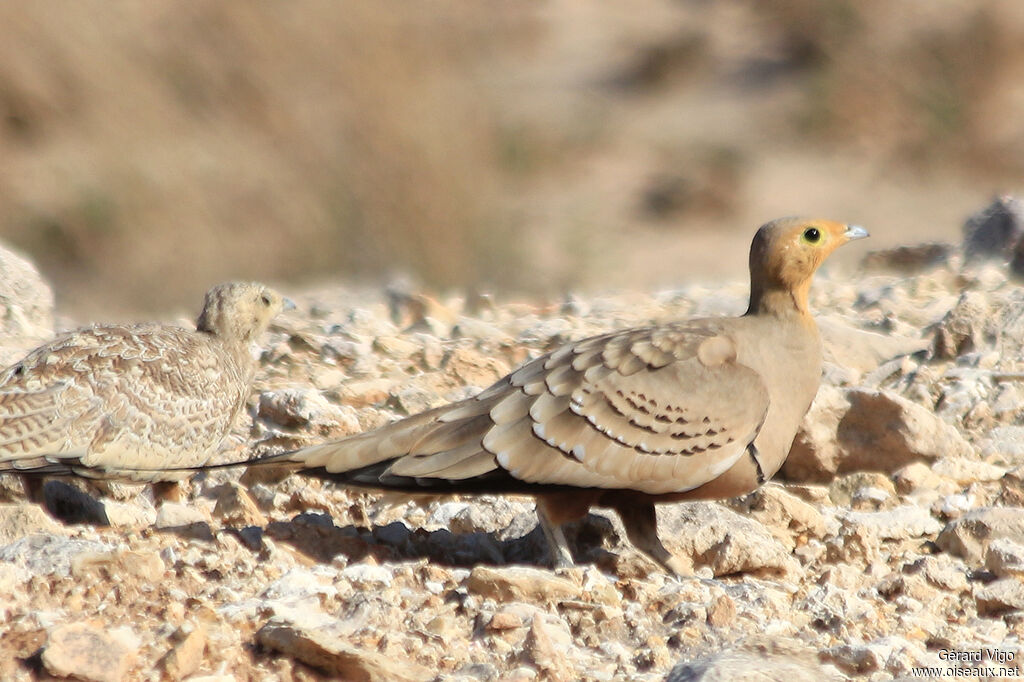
100, 388, 514, 497
107, 394, 492, 477
276, 395, 492, 472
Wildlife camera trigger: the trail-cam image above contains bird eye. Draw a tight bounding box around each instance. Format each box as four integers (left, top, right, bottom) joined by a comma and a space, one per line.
803, 227, 821, 243
260, 295, 272, 306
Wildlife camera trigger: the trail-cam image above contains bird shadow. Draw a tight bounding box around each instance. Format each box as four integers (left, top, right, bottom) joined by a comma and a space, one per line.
41, 481, 110, 526
228, 510, 622, 572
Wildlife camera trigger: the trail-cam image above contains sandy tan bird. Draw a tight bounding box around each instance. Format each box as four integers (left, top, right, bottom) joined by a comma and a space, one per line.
0, 281, 287, 504
260, 218, 867, 574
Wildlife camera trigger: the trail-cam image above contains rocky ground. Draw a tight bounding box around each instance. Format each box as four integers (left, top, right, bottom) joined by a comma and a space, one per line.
4, 201, 1024, 681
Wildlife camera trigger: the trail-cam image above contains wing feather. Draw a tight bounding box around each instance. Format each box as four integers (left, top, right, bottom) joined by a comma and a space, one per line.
284, 323, 770, 497
410, 413, 493, 455
387, 441, 484, 477
426, 450, 499, 480
489, 389, 532, 425
490, 325, 770, 495
528, 392, 568, 424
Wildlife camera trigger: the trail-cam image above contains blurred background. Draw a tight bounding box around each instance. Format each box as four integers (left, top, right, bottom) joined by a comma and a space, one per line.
1, 0, 1023, 318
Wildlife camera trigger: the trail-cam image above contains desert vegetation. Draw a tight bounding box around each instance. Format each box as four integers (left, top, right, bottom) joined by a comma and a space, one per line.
0, 1, 1021, 314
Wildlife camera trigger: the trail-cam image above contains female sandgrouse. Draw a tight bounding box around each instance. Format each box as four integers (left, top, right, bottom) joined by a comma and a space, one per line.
0, 281, 287, 504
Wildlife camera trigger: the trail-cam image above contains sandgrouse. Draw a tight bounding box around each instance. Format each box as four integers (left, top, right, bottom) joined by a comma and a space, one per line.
259, 218, 866, 574
0, 282, 287, 505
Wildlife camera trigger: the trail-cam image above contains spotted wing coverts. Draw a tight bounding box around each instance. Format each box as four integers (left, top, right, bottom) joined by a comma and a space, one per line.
289, 325, 770, 496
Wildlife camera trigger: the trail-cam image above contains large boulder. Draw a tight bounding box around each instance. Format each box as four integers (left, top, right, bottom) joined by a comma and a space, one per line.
0, 240, 54, 366
783, 388, 973, 482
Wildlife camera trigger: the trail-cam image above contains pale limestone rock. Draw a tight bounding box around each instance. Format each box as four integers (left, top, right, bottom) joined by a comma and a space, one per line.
339, 562, 394, 588
256, 618, 431, 681
830, 505, 942, 541
499, 667, 538, 682
933, 291, 993, 358
487, 609, 525, 631
451, 318, 514, 345
372, 334, 421, 360
823, 636, 926, 677
876, 571, 940, 604
0, 503, 62, 544
443, 346, 511, 387
828, 472, 897, 507
985, 537, 1024, 579
71, 550, 165, 582
787, 387, 973, 480
466, 566, 578, 603
521, 612, 575, 681
825, 521, 882, 565
728, 485, 827, 551
706, 593, 736, 628
385, 385, 437, 416
42, 622, 138, 682
891, 462, 954, 495
0, 240, 55, 366
0, 534, 111, 577
903, 554, 969, 592
103, 501, 157, 528
159, 625, 207, 680
976, 578, 1024, 615
668, 640, 843, 682
843, 388, 974, 466
661, 502, 799, 577
258, 387, 361, 435
212, 482, 267, 527
984, 426, 1024, 466
937, 507, 1024, 565
155, 502, 210, 529
931, 457, 1007, 484
260, 566, 339, 609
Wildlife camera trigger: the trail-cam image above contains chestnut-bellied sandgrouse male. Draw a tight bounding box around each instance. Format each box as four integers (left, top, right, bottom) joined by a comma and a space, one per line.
252, 219, 866, 573
0, 282, 287, 505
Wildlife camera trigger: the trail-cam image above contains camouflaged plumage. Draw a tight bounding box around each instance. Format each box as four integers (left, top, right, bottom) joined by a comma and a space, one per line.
0, 282, 285, 483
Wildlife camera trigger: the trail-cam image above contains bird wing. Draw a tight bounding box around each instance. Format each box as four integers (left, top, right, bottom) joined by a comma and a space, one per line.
0, 381, 95, 471
282, 322, 771, 496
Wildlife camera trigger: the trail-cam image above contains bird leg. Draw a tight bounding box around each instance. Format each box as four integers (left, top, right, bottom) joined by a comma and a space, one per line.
536, 505, 575, 569
534, 492, 599, 570
612, 502, 691, 577
21, 475, 45, 504
151, 480, 183, 504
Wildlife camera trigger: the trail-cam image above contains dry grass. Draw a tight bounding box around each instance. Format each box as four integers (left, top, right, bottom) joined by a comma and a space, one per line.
752, 0, 1024, 174
0, 1, 1022, 317
0, 3, 534, 315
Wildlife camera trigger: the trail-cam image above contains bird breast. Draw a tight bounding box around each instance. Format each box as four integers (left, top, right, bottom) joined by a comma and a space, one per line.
732, 316, 822, 479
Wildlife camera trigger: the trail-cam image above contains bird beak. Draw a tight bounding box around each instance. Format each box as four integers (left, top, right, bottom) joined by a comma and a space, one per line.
282, 297, 297, 311
844, 225, 869, 241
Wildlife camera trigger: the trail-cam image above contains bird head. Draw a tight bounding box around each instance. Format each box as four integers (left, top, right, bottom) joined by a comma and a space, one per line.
196, 282, 290, 344
747, 217, 868, 316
